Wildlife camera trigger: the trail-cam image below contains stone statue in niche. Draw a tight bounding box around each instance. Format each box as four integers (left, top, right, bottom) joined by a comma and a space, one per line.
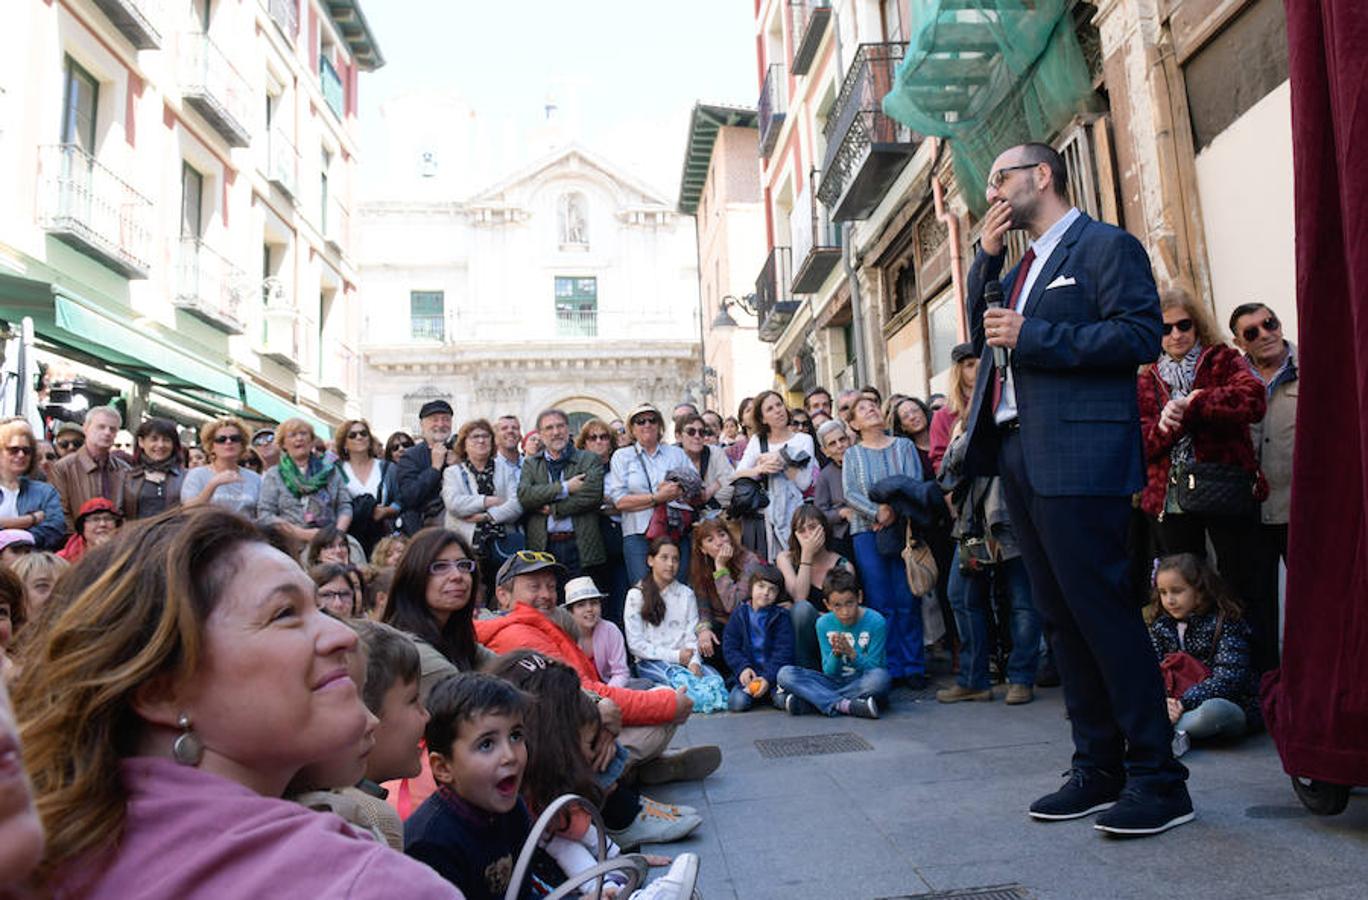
559, 192, 588, 246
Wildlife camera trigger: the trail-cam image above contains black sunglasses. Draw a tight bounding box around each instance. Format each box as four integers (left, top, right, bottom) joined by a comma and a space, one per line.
214, 433, 244, 444
1163, 318, 1194, 335
681, 426, 706, 437
347, 430, 370, 440
1240, 316, 1280, 342
56, 438, 84, 450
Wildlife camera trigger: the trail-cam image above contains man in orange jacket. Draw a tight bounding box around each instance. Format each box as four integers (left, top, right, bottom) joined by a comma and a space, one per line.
476, 552, 722, 785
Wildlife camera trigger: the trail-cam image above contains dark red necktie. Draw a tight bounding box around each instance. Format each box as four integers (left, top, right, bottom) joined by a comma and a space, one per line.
993, 247, 1036, 411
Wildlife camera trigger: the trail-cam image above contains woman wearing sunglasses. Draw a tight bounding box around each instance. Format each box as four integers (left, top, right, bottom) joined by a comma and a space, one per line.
0, 420, 65, 549
179, 417, 262, 518
381, 527, 495, 699
333, 419, 400, 557
1137, 288, 1268, 626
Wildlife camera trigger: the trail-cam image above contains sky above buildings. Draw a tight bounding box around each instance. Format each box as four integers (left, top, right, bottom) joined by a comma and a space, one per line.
358, 0, 756, 201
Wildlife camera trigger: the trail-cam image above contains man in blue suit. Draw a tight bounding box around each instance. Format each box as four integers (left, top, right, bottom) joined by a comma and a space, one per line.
963, 143, 1192, 836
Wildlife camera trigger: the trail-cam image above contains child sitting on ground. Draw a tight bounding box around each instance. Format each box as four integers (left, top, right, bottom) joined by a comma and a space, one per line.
1147, 553, 1261, 757
777, 569, 889, 718
625, 538, 727, 712
721, 564, 794, 712
564, 575, 634, 687
404, 672, 545, 900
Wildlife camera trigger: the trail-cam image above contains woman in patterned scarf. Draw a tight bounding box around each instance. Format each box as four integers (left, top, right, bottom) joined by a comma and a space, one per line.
258, 417, 353, 554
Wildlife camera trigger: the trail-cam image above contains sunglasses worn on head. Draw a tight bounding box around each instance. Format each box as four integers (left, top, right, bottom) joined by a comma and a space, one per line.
1164, 319, 1194, 335
1241, 316, 1281, 342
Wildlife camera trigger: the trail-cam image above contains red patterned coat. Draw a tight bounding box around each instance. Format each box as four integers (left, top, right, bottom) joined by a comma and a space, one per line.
1137, 344, 1268, 517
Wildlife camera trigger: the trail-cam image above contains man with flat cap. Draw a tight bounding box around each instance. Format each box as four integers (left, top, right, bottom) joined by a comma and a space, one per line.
396, 399, 457, 535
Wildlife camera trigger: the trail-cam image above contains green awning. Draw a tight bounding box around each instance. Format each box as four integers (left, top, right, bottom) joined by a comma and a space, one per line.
51, 291, 241, 399
242, 382, 331, 436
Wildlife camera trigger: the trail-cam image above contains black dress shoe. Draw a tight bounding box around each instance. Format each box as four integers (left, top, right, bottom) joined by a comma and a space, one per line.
1029, 768, 1125, 821
1036, 658, 1061, 688
1094, 784, 1194, 836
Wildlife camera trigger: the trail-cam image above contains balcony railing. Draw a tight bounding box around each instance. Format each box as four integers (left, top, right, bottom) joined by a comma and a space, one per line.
261, 299, 305, 370
91, 0, 163, 49
790, 184, 842, 294
268, 0, 298, 40
555, 308, 598, 338
754, 246, 797, 343
175, 237, 248, 334
264, 124, 299, 198
757, 63, 787, 159
320, 55, 344, 119
180, 32, 253, 147
320, 338, 359, 397
788, 0, 832, 76
323, 196, 350, 253
817, 43, 920, 221
411, 315, 445, 341
36, 144, 153, 278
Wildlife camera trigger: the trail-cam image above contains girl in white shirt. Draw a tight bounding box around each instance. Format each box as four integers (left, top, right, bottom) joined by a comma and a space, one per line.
625, 538, 725, 709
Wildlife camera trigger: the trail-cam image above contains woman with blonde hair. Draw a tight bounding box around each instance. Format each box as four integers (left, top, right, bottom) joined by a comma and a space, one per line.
0, 419, 64, 549
178, 417, 261, 517
11, 507, 457, 897
928, 343, 981, 475
10, 551, 68, 619
258, 418, 352, 550
333, 418, 399, 556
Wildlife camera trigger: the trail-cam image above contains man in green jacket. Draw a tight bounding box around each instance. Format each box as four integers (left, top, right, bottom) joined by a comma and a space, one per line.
517, 408, 605, 578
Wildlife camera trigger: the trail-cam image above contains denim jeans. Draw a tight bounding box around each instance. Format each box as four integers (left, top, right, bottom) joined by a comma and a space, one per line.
623, 533, 692, 590
947, 549, 1041, 689
852, 531, 923, 677
728, 683, 784, 712
789, 599, 821, 670
546, 537, 582, 580
776, 664, 891, 716
1175, 698, 1247, 741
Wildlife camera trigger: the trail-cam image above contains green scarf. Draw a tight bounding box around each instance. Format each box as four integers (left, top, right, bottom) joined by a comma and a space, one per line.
278, 453, 335, 498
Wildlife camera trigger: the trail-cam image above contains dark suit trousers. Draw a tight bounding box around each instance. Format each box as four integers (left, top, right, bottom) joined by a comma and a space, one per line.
997, 431, 1186, 791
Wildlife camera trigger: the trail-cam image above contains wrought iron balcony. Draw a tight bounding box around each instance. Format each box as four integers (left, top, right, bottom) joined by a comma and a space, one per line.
754, 246, 797, 343
555, 308, 598, 338
757, 64, 787, 159
36, 144, 153, 278
790, 185, 841, 294
817, 43, 920, 221
268, 0, 298, 41
264, 124, 299, 198
320, 55, 345, 119
788, 0, 831, 76
320, 339, 359, 397
175, 237, 248, 334
180, 32, 253, 147
261, 297, 305, 370
91, 0, 163, 49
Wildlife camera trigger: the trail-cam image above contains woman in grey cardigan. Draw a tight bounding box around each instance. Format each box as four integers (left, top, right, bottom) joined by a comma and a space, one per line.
441, 418, 523, 604
257, 417, 353, 547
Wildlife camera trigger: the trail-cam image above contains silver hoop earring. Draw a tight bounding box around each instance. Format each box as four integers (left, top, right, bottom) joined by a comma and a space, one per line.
172, 713, 204, 767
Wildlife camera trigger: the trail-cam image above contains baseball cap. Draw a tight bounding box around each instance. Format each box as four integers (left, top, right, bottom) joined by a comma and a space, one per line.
54, 420, 83, 438
494, 550, 566, 587
418, 400, 454, 419
950, 342, 976, 364
561, 575, 607, 607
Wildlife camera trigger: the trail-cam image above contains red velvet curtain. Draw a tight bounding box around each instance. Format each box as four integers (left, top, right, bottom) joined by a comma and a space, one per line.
1261, 0, 1368, 785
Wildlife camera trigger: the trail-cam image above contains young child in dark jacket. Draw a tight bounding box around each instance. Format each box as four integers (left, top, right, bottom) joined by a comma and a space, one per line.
1147, 553, 1261, 757
722, 564, 794, 711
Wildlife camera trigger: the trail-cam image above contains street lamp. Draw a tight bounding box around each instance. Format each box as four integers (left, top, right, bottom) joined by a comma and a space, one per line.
711, 293, 758, 329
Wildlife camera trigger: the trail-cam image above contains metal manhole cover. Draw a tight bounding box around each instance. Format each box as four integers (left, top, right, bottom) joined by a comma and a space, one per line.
754, 732, 873, 759
1245, 804, 1311, 820
878, 885, 1032, 900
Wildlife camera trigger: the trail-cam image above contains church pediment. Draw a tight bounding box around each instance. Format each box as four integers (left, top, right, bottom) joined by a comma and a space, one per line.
466, 143, 673, 213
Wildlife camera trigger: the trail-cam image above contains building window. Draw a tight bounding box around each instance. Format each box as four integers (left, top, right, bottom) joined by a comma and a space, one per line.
927, 290, 959, 380
61, 56, 98, 154
320, 148, 331, 232
181, 163, 204, 239
410, 290, 445, 340
554, 276, 597, 337
558, 192, 589, 246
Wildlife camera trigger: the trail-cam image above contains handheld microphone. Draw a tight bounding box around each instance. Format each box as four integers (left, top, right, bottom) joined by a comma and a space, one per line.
983, 279, 1009, 378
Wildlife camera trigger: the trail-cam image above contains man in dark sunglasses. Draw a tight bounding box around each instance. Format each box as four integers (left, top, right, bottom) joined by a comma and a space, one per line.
52, 422, 85, 459
1230, 301, 1296, 671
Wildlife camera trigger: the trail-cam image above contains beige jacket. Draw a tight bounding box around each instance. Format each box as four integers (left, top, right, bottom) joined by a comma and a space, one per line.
1249, 344, 1297, 525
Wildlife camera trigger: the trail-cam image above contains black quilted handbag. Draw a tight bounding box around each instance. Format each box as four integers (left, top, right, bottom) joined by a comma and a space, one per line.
1171, 462, 1259, 517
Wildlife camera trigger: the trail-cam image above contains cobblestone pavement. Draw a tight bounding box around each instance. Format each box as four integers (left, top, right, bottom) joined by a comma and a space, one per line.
644, 678, 1368, 900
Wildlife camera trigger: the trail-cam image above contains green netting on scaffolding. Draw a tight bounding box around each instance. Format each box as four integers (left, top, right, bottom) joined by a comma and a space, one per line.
882, 0, 1097, 216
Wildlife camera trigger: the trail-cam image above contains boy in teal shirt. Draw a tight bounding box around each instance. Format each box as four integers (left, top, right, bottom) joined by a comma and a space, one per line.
776, 570, 890, 718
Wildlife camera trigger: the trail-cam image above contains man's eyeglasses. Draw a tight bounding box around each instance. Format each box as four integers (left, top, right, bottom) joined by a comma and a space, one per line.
317, 589, 355, 605
56, 438, 83, 451
631, 417, 661, 428
252, 433, 275, 446
429, 559, 478, 576
988, 163, 1039, 190
214, 433, 244, 445
347, 430, 370, 440
681, 427, 707, 438
4, 446, 32, 457
1163, 319, 1194, 335
1240, 316, 1281, 342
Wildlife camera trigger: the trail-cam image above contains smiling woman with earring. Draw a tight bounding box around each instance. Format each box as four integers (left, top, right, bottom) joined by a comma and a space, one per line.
10, 507, 460, 898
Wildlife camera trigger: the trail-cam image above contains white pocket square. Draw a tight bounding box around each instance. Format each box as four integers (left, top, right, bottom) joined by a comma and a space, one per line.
1046, 275, 1077, 289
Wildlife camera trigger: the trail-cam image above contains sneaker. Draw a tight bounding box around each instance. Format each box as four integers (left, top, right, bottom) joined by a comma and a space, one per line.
635, 746, 722, 786
608, 807, 703, 850
1028, 768, 1125, 821
1036, 657, 1061, 688
1005, 684, 1035, 705
936, 684, 993, 703
642, 795, 698, 817
630, 852, 700, 899
1094, 784, 1195, 836
781, 691, 799, 715
1171, 730, 1191, 758
848, 696, 880, 719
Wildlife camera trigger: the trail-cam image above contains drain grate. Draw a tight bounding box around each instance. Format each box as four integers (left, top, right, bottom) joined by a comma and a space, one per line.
1245, 804, 1312, 820
754, 731, 873, 759
877, 885, 1032, 900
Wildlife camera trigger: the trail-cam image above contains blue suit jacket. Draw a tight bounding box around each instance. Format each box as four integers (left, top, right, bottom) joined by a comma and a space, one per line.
962, 213, 1162, 497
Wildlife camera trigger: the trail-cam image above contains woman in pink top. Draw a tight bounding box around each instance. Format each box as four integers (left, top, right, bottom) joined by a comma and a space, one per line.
11, 507, 460, 898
